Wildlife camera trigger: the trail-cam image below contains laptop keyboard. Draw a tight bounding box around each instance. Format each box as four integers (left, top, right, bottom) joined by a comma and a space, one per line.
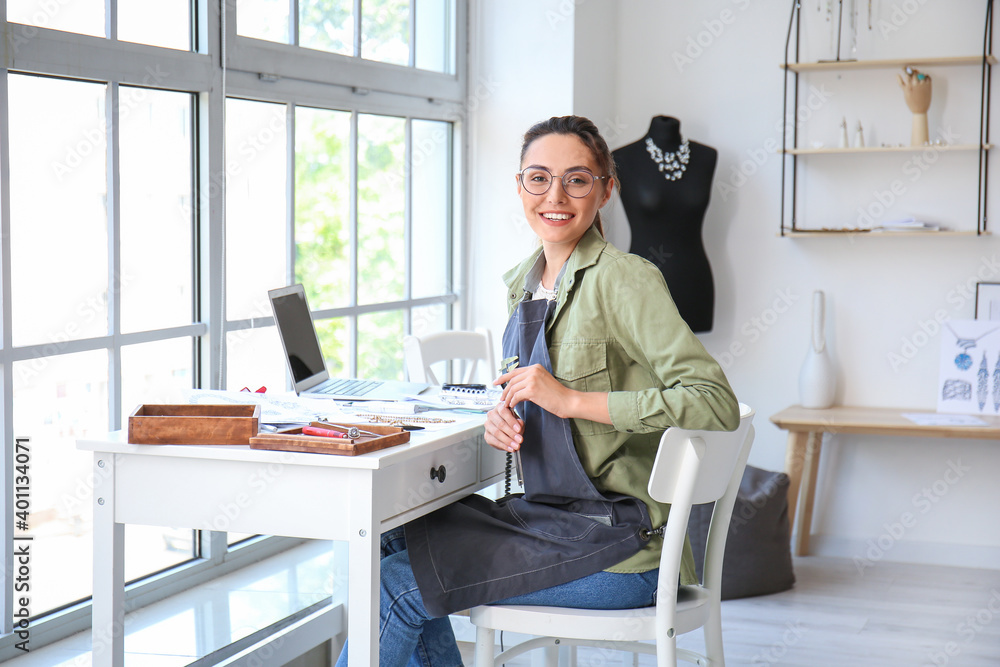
315, 378, 382, 396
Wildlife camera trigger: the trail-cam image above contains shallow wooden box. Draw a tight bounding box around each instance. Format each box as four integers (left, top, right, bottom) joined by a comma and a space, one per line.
129, 404, 261, 445
249, 421, 410, 456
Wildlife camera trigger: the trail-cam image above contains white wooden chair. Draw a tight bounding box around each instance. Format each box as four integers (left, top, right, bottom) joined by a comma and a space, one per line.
402, 327, 495, 385
469, 403, 756, 667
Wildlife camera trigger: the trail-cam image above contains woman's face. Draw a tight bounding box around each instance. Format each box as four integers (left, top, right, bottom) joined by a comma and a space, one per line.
517, 133, 613, 250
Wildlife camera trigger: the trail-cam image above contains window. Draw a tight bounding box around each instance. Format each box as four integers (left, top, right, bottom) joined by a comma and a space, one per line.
0, 0, 466, 658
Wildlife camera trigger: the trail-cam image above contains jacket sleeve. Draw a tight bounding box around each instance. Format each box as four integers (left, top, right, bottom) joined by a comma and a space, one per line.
600, 254, 740, 433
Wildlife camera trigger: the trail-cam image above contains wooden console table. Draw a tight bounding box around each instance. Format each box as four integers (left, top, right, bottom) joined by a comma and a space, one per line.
771, 405, 1000, 556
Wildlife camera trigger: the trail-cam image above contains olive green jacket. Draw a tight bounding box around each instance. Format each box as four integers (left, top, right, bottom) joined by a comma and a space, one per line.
502, 226, 740, 580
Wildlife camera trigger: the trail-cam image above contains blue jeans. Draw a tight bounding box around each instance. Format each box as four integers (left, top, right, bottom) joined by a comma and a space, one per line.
335, 526, 659, 667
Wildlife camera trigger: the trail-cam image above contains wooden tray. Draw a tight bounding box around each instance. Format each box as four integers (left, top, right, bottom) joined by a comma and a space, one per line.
249, 421, 410, 456
129, 404, 261, 445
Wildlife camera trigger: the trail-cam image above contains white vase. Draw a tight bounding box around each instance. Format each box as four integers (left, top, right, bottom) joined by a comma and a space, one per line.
799, 290, 836, 409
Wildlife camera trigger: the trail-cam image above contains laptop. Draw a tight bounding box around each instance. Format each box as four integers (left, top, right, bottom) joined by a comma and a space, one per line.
268, 284, 430, 400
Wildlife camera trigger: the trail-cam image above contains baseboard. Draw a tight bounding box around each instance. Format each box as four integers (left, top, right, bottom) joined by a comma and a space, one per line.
807, 535, 1000, 571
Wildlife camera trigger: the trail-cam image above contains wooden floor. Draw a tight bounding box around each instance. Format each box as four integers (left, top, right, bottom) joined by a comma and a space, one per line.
460, 556, 1000, 666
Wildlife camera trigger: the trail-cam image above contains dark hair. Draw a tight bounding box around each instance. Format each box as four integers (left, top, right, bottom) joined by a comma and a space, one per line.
519, 115, 617, 238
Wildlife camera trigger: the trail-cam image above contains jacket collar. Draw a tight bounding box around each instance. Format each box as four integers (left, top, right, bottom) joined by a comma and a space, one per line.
503, 225, 608, 310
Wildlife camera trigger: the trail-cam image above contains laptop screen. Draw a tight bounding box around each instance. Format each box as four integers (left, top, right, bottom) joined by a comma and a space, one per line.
269, 286, 327, 384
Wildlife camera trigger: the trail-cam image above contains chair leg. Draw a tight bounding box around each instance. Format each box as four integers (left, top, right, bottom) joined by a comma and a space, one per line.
657, 636, 677, 667
703, 612, 725, 667
474, 626, 496, 667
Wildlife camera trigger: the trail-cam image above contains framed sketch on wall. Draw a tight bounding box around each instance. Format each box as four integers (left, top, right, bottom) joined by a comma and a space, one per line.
975, 282, 1000, 320
939, 319, 1000, 415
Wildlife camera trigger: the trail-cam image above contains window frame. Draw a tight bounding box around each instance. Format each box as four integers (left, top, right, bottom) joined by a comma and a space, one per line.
0, 0, 469, 658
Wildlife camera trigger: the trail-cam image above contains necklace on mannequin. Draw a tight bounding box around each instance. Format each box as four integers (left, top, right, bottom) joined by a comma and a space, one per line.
644, 136, 691, 181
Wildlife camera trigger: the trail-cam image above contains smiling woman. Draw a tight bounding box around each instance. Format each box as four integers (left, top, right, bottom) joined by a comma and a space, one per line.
334, 115, 740, 667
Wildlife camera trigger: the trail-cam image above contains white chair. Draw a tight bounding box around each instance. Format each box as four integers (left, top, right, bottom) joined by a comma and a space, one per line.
470, 403, 756, 667
402, 327, 496, 385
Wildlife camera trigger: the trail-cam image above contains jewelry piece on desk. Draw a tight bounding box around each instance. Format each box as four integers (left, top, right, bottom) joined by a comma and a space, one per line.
356, 413, 455, 425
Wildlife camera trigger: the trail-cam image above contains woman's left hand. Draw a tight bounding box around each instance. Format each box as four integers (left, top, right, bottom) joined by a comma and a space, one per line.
495, 363, 574, 418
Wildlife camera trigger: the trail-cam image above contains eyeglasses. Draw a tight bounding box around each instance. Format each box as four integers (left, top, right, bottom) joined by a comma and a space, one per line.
518, 167, 606, 198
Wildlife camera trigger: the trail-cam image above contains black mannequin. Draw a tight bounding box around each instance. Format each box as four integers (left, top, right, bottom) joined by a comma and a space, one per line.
613, 116, 717, 333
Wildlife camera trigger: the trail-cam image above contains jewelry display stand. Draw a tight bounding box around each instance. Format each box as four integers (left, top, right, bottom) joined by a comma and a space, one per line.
779, 0, 994, 236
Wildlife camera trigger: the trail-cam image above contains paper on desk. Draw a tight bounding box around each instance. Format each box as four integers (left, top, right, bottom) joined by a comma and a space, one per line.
184, 389, 345, 425
404, 387, 502, 412
902, 413, 988, 427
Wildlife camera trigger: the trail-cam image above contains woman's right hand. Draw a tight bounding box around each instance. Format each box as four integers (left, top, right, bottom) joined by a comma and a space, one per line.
484, 401, 524, 452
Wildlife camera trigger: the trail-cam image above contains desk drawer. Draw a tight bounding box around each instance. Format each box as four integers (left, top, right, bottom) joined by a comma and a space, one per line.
480, 436, 506, 481
378, 439, 480, 520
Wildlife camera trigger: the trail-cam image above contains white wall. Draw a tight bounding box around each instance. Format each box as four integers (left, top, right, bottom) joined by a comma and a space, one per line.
469, 0, 1000, 569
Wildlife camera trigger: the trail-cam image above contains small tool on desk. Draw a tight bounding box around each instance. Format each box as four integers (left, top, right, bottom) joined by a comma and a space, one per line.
498, 355, 524, 491
302, 425, 352, 439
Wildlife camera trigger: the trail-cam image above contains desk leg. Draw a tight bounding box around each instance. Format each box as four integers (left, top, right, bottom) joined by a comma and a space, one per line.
92, 453, 124, 667
793, 432, 823, 556
783, 431, 809, 538
347, 473, 379, 666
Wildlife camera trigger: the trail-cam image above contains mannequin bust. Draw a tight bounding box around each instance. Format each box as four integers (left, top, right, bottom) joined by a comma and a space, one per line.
613, 116, 717, 333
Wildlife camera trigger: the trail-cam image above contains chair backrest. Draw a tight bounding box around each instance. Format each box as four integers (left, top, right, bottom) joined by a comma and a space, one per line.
649, 403, 755, 609
403, 327, 496, 384
648, 403, 755, 507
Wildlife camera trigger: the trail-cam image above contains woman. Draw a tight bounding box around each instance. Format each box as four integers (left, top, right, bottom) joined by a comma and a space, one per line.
336, 116, 739, 666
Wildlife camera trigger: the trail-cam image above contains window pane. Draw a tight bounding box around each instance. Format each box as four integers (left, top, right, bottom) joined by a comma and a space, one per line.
358, 310, 403, 380
357, 114, 405, 305
226, 99, 288, 321
299, 0, 353, 55
411, 120, 451, 299
316, 317, 348, 379
7, 0, 105, 38
226, 326, 288, 393
9, 75, 108, 347
362, 0, 409, 65
237, 0, 290, 43
125, 525, 195, 583
411, 304, 448, 339
120, 88, 194, 334
14, 349, 109, 614
118, 0, 191, 50
409, 304, 449, 382
121, 338, 194, 419
414, 0, 454, 73
295, 107, 351, 309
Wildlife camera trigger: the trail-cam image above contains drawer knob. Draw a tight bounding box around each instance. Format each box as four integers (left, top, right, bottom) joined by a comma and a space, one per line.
430, 465, 447, 483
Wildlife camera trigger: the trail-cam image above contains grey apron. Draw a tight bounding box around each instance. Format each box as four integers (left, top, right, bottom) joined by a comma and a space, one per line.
405, 295, 652, 617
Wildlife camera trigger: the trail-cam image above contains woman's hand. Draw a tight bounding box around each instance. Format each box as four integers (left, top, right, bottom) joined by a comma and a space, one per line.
496, 363, 574, 418
484, 401, 523, 452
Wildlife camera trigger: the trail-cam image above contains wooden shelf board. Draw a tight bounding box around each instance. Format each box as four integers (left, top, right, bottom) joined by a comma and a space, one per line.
782, 55, 997, 72
784, 144, 992, 155
779, 229, 990, 237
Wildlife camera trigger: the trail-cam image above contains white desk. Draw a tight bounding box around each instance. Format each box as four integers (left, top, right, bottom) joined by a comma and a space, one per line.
79, 414, 499, 666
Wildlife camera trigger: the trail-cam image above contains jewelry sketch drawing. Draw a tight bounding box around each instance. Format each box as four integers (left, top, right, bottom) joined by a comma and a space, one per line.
942, 379, 972, 402
978, 353, 989, 412
993, 354, 1000, 413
